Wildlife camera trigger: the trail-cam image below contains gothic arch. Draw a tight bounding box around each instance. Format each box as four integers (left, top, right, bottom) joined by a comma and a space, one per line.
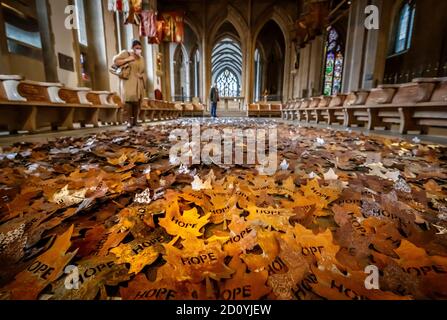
252, 6, 294, 101
173, 43, 189, 101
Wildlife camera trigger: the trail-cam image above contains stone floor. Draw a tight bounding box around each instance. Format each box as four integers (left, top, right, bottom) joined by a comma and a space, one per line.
1, 118, 447, 300
2, 118, 447, 147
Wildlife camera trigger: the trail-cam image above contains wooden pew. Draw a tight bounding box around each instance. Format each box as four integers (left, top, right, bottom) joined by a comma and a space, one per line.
0, 79, 76, 132
307, 97, 320, 123
182, 103, 194, 117
281, 101, 291, 119
259, 104, 270, 117
86, 91, 123, 126
344, 79, 439, 133
342, 90, 371, 127
270, 104, 282, 118
314, 96, 332, 124
58, 87, 96, 128
297, 98, 311, 122
192, 103, 205, 117
406, 77, 447, 133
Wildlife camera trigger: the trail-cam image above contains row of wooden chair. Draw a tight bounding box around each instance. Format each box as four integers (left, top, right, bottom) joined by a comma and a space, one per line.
282, 77, 447, 134
140, 99, 183, 122
0, 75, 123, 133
182, 102, 206, 117
248, 103, 283, 118
0, 74, 208, 134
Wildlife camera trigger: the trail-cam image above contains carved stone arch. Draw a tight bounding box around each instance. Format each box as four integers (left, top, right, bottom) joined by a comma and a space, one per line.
252, 6, 294, 102
205, 5, 248, 102
184, 14, 203, 45
207, 5, 249, 46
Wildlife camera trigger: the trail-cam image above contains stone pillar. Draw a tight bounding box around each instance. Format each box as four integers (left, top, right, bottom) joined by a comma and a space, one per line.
244, 35, 254, 107
202, 37, 211, 106
0, 7, 10, 74
36, 0, 59, 82
282, 36, 293, 101
160, 42, 172, 101
84, 0, 110, 90
367, 0, 394, 88
309, 36, 324, 96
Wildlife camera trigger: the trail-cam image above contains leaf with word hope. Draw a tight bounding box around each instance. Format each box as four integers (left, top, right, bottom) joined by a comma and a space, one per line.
159, 201, 210, 239
234, 184, 256, 209
161, 236, 234, 283
246, 206, 294, 232
309, 266, 412, 300
390, 240, 447, 297
292, 224, 340, 269
241, 230, 280, 272
332, 203, 375, 270
111, 229, 168, 274
362, 217, 402, 258
219, 257, 270, 300
179, 189, 212, 211
72, 225, 128, 257
301, 179, 341, 209
51, 256, 130, 300
120, 273, 189, 300
206, 195, 242, 225
221, 215, 257, 256
273, 176, 296, 197
0, 225, 76, 300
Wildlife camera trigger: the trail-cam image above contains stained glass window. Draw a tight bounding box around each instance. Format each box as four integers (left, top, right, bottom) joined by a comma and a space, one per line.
394, 1, 416, 54
323, 27, 344, 96
212, 38, 242, 97
216, 69, 240, 97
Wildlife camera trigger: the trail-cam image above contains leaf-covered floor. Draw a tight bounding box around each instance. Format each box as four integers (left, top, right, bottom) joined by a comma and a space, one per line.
0, 119, 446, 300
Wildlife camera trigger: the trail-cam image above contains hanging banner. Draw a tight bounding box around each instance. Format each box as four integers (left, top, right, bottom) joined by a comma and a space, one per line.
149, 20, 165, 44
160, 11, 184, 43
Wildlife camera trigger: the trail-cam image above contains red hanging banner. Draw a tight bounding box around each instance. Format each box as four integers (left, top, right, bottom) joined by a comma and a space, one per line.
159, 11, 184, 43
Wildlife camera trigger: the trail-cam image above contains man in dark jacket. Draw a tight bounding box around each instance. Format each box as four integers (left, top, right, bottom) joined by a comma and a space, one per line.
210, 83, 219, 118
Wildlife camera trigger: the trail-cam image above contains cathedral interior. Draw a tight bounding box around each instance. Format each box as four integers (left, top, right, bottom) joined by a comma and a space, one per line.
0, 0, 447, 302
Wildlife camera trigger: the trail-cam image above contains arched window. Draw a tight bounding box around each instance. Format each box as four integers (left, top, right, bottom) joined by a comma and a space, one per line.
323, 27, 344, 96
394, 1, 416, 54
212, 37, 242, 97
216, 69, 240, 97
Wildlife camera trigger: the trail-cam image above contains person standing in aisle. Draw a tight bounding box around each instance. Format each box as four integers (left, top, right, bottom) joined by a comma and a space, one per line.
210, 83, 220, 118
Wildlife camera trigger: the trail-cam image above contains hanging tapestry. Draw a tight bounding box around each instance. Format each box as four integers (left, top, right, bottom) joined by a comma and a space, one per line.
160, 12, 184, 43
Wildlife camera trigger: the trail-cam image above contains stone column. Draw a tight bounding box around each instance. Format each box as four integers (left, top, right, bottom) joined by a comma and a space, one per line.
244, 35, 254, 107
342, 0, 368, 92
84, 0, 110, 90
160, 42, 172, 101
309, 36, 324, 96
282, 35, 293, 101
36, 0, 59, 82
0, 7, 10, 74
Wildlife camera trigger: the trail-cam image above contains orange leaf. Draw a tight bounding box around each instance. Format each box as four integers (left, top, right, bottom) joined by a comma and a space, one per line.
1, 225, 76, 300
